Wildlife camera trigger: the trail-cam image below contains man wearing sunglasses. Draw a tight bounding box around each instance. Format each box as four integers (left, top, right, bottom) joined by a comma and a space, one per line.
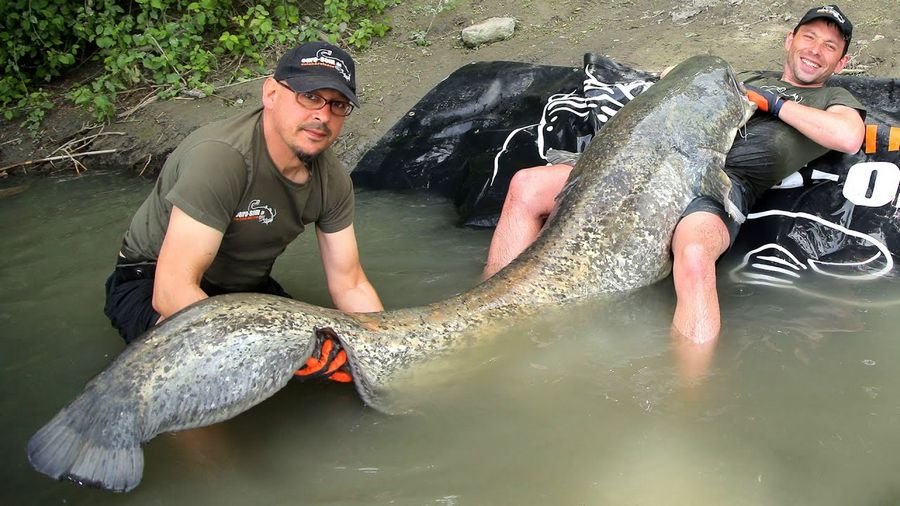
104, 41, 383, 344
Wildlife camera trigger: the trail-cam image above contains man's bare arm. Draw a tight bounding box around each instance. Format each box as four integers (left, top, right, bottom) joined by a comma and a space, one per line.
153, 206, 223, 320
316, 224, 383, 313
777, 101, 865, 154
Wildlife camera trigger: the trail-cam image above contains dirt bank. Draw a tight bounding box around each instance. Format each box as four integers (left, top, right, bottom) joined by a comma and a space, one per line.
0, 0, 896, 178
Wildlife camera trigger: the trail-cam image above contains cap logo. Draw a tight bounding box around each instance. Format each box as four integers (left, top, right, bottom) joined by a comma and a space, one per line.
300, 49, 352, 84
816, 5, 845, 24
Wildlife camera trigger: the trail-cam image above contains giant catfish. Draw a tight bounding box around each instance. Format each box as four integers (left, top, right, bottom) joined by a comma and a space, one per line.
27, 55, 753, 492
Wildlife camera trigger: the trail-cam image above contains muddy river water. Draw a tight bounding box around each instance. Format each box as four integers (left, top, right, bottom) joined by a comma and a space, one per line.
2, 171, 899, 505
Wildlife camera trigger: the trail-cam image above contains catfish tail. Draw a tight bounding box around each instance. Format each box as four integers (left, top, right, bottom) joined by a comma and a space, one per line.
27, 388, 143, 493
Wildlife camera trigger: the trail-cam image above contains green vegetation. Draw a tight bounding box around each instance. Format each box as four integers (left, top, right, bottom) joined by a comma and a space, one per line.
0, 0, 395, 134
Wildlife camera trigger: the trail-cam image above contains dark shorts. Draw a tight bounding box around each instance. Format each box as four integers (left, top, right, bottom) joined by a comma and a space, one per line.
680, 179, 750, 247
104, 256, 291, 344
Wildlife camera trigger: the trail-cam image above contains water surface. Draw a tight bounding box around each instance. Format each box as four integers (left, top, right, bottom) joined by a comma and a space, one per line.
1, 172, 899, 505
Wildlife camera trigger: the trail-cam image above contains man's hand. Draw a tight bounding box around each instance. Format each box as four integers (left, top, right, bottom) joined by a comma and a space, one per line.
294, 328, 352, 383
744, 84, 787, 118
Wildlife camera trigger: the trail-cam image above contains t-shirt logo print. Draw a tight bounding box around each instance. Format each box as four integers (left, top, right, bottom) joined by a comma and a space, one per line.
233, 199, 277, 225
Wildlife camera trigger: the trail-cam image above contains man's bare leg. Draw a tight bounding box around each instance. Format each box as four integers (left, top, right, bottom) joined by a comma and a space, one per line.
670, 211, 731, 343
482, 164, 573, 280
670, 211, 731, 382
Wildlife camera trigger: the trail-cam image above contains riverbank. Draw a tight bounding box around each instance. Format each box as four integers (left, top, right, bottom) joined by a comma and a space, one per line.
0, 0, 896, 180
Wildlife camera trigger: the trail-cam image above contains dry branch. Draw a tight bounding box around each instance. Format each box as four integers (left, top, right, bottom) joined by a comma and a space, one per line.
0, 149, 118, 175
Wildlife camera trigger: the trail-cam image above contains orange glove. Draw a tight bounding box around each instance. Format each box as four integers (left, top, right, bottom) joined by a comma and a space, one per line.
294, 329, 352, 383
744, 83, 787, 118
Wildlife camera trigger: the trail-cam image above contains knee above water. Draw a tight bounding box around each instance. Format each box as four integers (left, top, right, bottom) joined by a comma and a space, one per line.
675, 242, 718, 273
507, 169, 552, 208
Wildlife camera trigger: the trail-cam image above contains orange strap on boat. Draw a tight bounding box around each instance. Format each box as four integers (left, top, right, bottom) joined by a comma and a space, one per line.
294, 328, 352, 383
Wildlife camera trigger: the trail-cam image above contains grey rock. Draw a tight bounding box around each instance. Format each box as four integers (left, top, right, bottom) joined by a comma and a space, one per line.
461, 17, 516, 47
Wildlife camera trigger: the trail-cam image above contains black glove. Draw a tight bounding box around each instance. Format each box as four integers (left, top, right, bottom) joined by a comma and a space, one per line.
744, 84, 787, 118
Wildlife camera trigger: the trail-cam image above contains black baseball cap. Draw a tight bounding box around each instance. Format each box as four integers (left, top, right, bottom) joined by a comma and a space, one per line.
795, 5, 853, 44
274, 42, 358, 106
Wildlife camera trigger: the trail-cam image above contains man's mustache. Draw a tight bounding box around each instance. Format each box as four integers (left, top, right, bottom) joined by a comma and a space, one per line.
298, 120, 332, 137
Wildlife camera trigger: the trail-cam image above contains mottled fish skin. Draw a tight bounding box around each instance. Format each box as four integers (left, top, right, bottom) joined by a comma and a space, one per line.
27, 55, 752, 492
27, 295, 351, 492
343, 54, 753, 405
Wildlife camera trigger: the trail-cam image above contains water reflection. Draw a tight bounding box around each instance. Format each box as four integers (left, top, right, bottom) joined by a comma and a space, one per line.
2, 172, 899, 505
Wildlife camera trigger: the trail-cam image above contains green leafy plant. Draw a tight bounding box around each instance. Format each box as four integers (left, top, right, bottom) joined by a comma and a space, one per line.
1, 0, 396, 130
304, 0, 394, 49
18, 91, 55, 137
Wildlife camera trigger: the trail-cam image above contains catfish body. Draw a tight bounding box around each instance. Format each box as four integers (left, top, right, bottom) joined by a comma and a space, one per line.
27, 55, 752, 492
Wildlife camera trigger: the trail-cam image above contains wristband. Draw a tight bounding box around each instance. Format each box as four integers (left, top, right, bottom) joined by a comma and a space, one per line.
772, 97, 785, 118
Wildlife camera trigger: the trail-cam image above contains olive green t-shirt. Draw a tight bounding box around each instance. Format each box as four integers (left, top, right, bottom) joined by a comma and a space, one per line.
121, 107, 354, 290
727, 71, 866, 207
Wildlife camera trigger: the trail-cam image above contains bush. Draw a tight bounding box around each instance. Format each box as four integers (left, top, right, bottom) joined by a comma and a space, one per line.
0, 0, 394, 130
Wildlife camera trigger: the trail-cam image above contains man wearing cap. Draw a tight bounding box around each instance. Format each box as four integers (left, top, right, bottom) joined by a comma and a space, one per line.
104, 41, 383, 344
481, 5, 865, 353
